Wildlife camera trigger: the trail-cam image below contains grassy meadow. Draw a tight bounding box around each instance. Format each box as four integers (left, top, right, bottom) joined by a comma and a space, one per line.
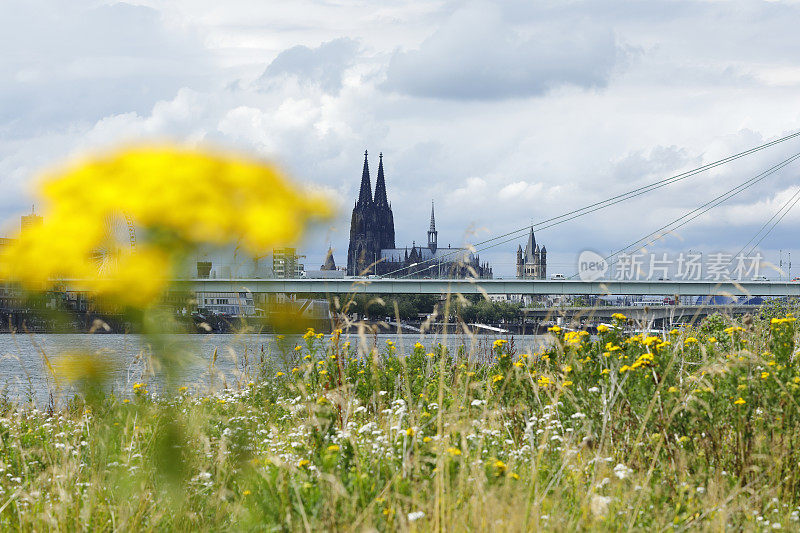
0, 309, 797, 530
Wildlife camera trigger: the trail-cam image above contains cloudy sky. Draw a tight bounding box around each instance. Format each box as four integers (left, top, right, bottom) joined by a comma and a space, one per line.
3, 0, 800, 278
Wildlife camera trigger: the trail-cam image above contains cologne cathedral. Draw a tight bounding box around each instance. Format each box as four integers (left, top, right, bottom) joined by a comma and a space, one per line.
346, 152, 492, 279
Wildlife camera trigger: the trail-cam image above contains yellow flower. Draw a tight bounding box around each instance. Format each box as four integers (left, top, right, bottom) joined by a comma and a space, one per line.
493, 460, 507, 472
446, 447, 462, 456
303, 328, 315, 340
562, 380, 573, 387
562, 365, 572, 373
734, 397, 746, 405
319, 369, 328, 375
708, 337, 717, 343
327, 444, 340, 452
423, 436, 432, 443
667, 386, 678, 393
406, 428, 414, 436
275, 371, 285, 377
547, 325, 562, 333
426, 352, 435, 358
537, 376, 552, 387
295, 346, 303, 352
761, 371, 770, 379
179, 386, 188, 393
612, 313, 627, 321
600, 368, 610, 375
492, 374, 504, 384
492, 339, 508, 348
414, 342, 424, 350
297, 459, 310, 468
1, 147, 330, 308
242, 490, 252, 496
466, 371, 476, 377
597, 324, 610, 333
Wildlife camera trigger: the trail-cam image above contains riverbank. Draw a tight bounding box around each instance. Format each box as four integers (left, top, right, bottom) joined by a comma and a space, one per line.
0, 313, 798, 529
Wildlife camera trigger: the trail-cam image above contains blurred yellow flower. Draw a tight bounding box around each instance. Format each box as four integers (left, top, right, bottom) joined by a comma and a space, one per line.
1, 146, 331, 309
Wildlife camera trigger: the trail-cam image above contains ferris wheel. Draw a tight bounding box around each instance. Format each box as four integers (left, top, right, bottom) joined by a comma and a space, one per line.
92, 212, 137, 276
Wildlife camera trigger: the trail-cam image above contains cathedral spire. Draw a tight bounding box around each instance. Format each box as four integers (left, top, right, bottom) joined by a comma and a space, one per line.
428, 200, 438, 253
357, 150, 372, 206
374, 152, 388, 206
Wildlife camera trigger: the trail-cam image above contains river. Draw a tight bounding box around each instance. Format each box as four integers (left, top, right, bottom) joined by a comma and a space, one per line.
0, 332, 549, 406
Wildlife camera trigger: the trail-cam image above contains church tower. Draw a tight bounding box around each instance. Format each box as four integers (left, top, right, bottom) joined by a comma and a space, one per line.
517, 226, 546, 280
347, 151, 379, 275
427, 201, 438, 253
373, 153, 395, 250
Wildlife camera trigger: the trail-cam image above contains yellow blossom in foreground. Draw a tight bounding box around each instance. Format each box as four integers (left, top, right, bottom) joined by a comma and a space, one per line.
446, 447, 462, 456
684, 337, 698, 345
761, 372, 770, 379
492, 374, 504, 384
548, 325, 562, 333
667, 386, 678, 393
327, 444, 340, 452
1, 146, 331, 308
612, 313, 627, 321
597, 324, 610, 333
734, 397, 746, 405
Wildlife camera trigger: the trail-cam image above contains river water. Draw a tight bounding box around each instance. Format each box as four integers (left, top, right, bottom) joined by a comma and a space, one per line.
0, 332, 548, 406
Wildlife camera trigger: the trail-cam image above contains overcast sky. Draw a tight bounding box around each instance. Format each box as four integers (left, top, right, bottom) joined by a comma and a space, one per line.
3, 0, 800, 278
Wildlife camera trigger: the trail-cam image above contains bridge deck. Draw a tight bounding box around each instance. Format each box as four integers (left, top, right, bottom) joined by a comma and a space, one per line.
171, 278, 800, 296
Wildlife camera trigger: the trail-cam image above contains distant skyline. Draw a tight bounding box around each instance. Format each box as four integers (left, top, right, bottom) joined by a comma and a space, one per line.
3, 1, 800, 277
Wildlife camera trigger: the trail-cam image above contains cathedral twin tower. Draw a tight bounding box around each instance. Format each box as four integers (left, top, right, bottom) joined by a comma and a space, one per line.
346, 151, 493, 279
347, 151, 395, 275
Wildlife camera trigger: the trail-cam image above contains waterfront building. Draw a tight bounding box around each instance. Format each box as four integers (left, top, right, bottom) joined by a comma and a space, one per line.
346, 152, 492, 279
516, 227, 547, 280
20, 208, 42, 232
272, 248, 305, 278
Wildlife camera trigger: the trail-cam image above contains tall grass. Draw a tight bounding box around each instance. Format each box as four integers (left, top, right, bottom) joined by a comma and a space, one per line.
0, 310, 797, 530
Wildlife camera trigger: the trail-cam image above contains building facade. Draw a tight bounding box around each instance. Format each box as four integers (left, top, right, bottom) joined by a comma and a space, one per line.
346, 152, 492, 279
516, 227, 547, 279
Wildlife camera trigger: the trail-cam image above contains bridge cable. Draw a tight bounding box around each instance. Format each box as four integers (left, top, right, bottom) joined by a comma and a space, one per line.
734, 186, 800, 262
570, 150, 800, 279
382, 130, 800, 278
404, 150, 800, 279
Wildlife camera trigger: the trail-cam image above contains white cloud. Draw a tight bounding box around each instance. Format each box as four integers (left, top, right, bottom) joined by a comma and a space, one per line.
383, 1, 621, 100
5, 0, 800, 275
